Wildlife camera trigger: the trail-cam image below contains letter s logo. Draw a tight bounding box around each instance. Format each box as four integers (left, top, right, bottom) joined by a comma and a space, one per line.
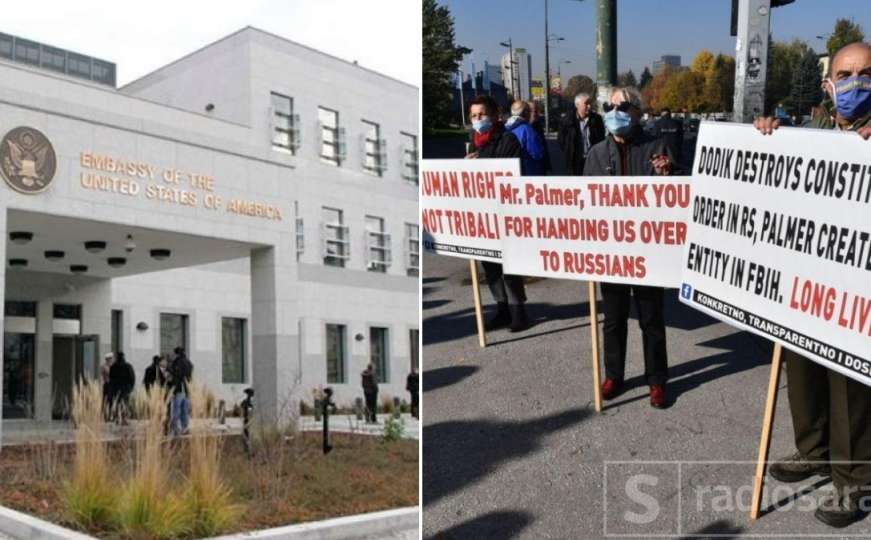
624, 473, 661, 525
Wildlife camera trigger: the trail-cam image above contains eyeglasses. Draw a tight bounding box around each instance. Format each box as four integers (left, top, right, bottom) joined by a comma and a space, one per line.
603, 101, 635, 113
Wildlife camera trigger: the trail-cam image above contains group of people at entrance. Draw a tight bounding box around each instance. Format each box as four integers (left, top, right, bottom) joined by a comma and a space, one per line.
360, 364, 419, 424
100, 347, 193, 436
463, 41, 871, 527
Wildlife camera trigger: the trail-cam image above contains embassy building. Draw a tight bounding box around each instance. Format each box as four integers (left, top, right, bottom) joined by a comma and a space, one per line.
0, 28, 419, 435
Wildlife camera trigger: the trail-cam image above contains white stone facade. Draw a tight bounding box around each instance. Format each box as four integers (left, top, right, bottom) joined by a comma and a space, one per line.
0, 27, 419, 436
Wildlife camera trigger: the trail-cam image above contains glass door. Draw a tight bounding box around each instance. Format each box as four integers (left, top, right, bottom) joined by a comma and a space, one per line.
3, 332, 36, 419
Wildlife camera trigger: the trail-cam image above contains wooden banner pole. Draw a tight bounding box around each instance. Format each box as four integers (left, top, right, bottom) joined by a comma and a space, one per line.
750, 343, 784, 521
588, 281, 603, 413
469, 259, 487, 348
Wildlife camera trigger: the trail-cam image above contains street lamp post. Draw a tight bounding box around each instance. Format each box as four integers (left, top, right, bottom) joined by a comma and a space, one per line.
500, 38, 517, 101
457, 69, 466, 127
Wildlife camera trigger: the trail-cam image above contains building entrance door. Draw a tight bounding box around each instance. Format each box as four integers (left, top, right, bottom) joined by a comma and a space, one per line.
52, 334, 99, 419
2, 333, 36, 419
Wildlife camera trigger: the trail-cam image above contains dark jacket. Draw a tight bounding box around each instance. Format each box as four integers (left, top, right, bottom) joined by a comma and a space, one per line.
362, 369, 378, 395
583, 125, 674, 177
170, 354, 193, 395
406, 372, 419, 396
653, 115, 684, 161
470, 126, 522, 161
558, 111, 605, 175
531, 118, 553, 173
109, 360, 135, 398
143, 364, 158, 390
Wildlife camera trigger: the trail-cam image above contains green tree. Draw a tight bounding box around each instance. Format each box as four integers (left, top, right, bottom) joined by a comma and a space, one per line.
422, 0, 471, 130
789, 48, 823, 117
827, 18, 864, 58
618, 69, 638, 88
765, 38, 809, 114
639, 67, 653, 89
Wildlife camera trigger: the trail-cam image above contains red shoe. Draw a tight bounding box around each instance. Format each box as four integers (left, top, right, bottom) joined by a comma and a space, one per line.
601, 378, 623, 400
650, 384, 667, 409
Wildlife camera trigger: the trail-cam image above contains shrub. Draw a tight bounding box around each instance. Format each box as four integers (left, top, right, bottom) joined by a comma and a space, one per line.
63, 380, 116, 529
182, 383, 242, 537
117, 386, 190, 539
383, 415, 405, 443
380, 394, 394, 415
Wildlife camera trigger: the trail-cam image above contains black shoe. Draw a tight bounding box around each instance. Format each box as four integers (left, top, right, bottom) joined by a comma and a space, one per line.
815, 488, 865, 528
768, 452, 831, 483
485, 303, 511, 331
508, 304, 529, 332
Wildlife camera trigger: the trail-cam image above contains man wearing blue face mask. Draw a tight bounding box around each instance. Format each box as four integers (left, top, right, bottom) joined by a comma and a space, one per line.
466, 95, 530, 332
583, 86, 675, 410
755, 41, 871, 529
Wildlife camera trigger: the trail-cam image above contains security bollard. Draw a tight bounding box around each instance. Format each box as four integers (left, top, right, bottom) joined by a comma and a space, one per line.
322, 387, 338, 455
241, 388, 255, 458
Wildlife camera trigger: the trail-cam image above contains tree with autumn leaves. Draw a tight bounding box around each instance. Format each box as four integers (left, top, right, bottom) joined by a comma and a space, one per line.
641, 50, 735, 113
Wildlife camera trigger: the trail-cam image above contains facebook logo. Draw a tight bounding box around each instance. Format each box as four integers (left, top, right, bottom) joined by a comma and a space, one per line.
680, 283, 693, 300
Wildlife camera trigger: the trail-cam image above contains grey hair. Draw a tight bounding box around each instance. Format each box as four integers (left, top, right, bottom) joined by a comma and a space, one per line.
611, 86, 645, 110
574, 93, 591, 106
510, 100, 530, 118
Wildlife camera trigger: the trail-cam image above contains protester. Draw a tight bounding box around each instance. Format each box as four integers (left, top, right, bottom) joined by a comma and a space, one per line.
527, 100, 553, 173
466, 95, 530, 332
753, 41, 871, 528
169, 347, 193, 436
361, 363, 379, 423
583, 86, 673, 409
406, 368, 419, 419
652, 107, 684, 163
558, 92, 605, 175
108, 351, 135, 425
505, 100, 546, 175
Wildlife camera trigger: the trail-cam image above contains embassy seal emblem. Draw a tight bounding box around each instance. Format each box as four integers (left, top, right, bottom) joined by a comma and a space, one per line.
0, 126, 57, 194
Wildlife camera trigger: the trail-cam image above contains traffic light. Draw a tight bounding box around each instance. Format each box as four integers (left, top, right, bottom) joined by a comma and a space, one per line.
731, 0, 796, 36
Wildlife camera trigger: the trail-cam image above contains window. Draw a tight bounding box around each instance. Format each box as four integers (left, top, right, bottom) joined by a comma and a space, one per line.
4, 301, 36, 317
92, 60, 116, 86
405, 223, 419, 277
222, 318, 246, 383
410, 329, 419, 372
365, 216, 391, 272
270, 92, 299, 153
294, 201, 304, 261
318, 107, 344, 165
362, 120, 386, 175
67, 53, 91, 78
40, 46, 66, 74
53, 304, 81, 320
13, 38, 39, 66
325, 324, 346, 384
111, 310, 123, 354
321, 207, 349, 267
0, 34, 12, 60
401, 132, 419, 184
370, 327, 389, 383
160, 313, 188, 356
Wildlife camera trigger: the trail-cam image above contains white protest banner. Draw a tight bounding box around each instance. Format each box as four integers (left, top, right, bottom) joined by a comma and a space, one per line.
679, 122, 871, 387
498, 177, 691, 288
421, 158, 521, 263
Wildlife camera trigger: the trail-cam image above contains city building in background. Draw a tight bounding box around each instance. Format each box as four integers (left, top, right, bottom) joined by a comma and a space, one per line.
0, 27, 419, 434
501, 48, 533, 100
652, 54, 682, 73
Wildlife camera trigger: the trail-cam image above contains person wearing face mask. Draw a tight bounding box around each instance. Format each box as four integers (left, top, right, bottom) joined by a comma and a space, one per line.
466, 95, 529, 332
583, 86, 675, 410
505, 100, 546, 176
754, 41, 871, 529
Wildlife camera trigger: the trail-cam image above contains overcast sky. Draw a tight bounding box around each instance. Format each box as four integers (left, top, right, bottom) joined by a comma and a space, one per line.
1, 0, 420, 87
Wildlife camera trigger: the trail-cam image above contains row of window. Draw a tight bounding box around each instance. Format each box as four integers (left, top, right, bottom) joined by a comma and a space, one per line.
326, 325, 419, 384
0, 32, 116, 86
269, 92, 419, 183
306, 207, 419, 276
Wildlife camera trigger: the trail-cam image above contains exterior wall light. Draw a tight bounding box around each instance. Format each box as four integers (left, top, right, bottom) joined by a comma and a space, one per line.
84, 241, 106, 253
9, 258, 28, 268
9, 231, 33, 245
70, 265, 88, 274
150, 249, 171, 261
136, 322, 149, 331
355, 333, 365, 341
125, 234, 136, 253
107, 257, 126, 268
45, 250, 65, 261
